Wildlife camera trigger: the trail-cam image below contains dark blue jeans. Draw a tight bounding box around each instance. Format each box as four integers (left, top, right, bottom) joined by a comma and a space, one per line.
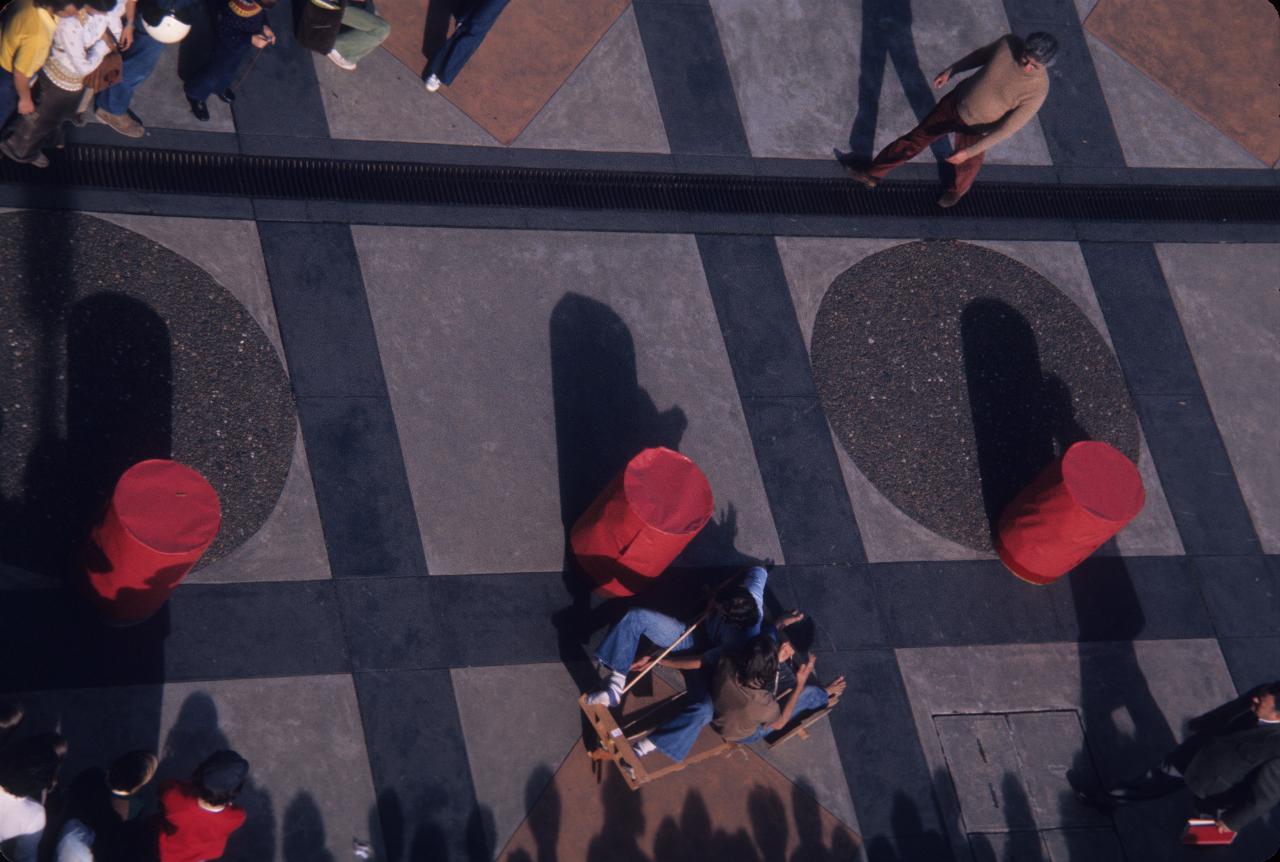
97, 25, 168, 116
185, 37, 250, 102
426, 0, 510, 85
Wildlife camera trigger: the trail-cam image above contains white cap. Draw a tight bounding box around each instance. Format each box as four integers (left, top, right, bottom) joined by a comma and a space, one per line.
144, 13, 191, 43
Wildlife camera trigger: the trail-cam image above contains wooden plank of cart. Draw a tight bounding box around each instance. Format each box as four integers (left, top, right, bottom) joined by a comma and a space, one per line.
580, 615, 840, 789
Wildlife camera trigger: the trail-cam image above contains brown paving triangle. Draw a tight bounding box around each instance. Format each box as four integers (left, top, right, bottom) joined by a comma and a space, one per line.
376, 0, 632, 145
1084, 0, 1280, 166
498, 676, 861, 861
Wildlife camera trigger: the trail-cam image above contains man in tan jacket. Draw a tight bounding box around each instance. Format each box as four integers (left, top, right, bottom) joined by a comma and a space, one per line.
845, 32, 1058, 208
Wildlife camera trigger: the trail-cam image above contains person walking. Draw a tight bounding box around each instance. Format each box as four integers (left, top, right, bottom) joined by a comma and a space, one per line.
843, 32, 1058, 208
1078, 682, 1280, 837
1, 0, 118, 168
0, 0, 89, 128
421, 0, 509, 92
93, 0, 192, 138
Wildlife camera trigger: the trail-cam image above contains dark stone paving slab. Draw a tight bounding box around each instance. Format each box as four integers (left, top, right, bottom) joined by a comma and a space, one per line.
0, 211, 295, 579
355, 668, 489, 862
633, 0, 750, 156
825, 648, 954, 861
1133, 395, 1261, 557
810, 239, 1139, 552
696, 234, 865, 566
1194, 555, 1280, 639
0, 581, 347, 691
230, 0, 331, 139
258, 222, 389, 398
1001, 0, 1124, 167
294, 397, 429, 579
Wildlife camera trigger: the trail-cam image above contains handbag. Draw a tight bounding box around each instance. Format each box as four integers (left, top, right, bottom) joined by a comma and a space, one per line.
296, 0, 344, 55
83, 50, 124, 93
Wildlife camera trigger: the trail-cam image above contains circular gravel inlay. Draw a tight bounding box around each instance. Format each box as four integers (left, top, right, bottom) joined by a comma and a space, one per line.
1, 211, 296, 576
811, 240, 1140, 551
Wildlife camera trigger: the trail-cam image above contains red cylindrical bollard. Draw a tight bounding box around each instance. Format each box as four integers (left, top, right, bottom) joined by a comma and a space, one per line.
570, 447, 714, 598
995, 441, 1145, 585
83, 459, 222, 623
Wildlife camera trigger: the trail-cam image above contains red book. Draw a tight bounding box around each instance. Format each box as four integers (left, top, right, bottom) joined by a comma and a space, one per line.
1181, 819, 1237, 846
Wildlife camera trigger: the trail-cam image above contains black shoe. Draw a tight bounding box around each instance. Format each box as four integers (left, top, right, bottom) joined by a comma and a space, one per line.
217, 88, 235, 104
188, 99, 209, 121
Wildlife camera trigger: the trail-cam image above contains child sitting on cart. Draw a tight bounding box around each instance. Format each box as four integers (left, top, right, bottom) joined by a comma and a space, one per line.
628, 620, 846, 763
586, 565, 769, 709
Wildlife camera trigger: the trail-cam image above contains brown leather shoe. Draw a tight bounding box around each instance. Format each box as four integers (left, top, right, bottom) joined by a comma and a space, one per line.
844, 166, 879, 189
937, 191, 964, 208
95, 108, 145, 138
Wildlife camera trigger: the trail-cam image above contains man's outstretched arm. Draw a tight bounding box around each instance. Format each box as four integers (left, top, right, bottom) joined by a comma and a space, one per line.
933, 38, 1002, 87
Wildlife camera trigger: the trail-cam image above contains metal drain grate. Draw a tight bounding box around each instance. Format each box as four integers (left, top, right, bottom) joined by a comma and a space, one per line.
3, 144, 1277, 222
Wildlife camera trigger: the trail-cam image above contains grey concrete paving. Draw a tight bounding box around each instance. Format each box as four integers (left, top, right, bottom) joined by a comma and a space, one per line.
94, 214, 330, 582
778, 236, 1183, 562
1159, 243, 1280, 553
514, 9, 669, 154
450, 662, 584, 857
12, 675, 381, 862
354, 226, 782, 575
316, 9, 669, 153
710, 0, 1051, 163
314, 46, 497, 147
896, 640, 1239, 862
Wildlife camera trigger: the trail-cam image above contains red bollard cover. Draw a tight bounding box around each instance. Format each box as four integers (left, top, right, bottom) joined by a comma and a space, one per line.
83, 459, 222, 623
570, 447, 714, 598
995, 441, 1145, 585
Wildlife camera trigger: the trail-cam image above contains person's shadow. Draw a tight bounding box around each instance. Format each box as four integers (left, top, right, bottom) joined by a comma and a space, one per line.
548, 293, 689, 693
961, 298, 1087, 539
843, 0, 949, 164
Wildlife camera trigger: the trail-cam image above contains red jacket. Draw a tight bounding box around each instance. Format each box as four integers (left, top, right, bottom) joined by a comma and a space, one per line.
156, 781, 246, 862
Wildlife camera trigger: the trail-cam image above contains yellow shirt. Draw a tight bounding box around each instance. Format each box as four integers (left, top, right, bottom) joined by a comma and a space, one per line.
0, 0, 58, 77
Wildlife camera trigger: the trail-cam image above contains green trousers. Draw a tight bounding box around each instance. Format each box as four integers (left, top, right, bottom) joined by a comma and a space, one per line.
334, 5, 391, 63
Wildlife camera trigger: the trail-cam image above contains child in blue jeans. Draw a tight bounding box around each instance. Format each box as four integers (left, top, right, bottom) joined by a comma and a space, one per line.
184, 0, 275, 120
632, 617, 846, 763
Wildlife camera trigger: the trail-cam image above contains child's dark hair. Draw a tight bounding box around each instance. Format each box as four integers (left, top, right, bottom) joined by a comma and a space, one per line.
193, 750, 248, 807
734, 635, 779, 690
717, 586, 761, 628
0, 732, 68, 800
107, 750, 157, 795
85, 0, 115, 12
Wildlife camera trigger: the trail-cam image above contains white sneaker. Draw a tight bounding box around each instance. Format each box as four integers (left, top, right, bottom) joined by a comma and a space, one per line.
424, 73, 441, 92
327, 49, 357, 71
